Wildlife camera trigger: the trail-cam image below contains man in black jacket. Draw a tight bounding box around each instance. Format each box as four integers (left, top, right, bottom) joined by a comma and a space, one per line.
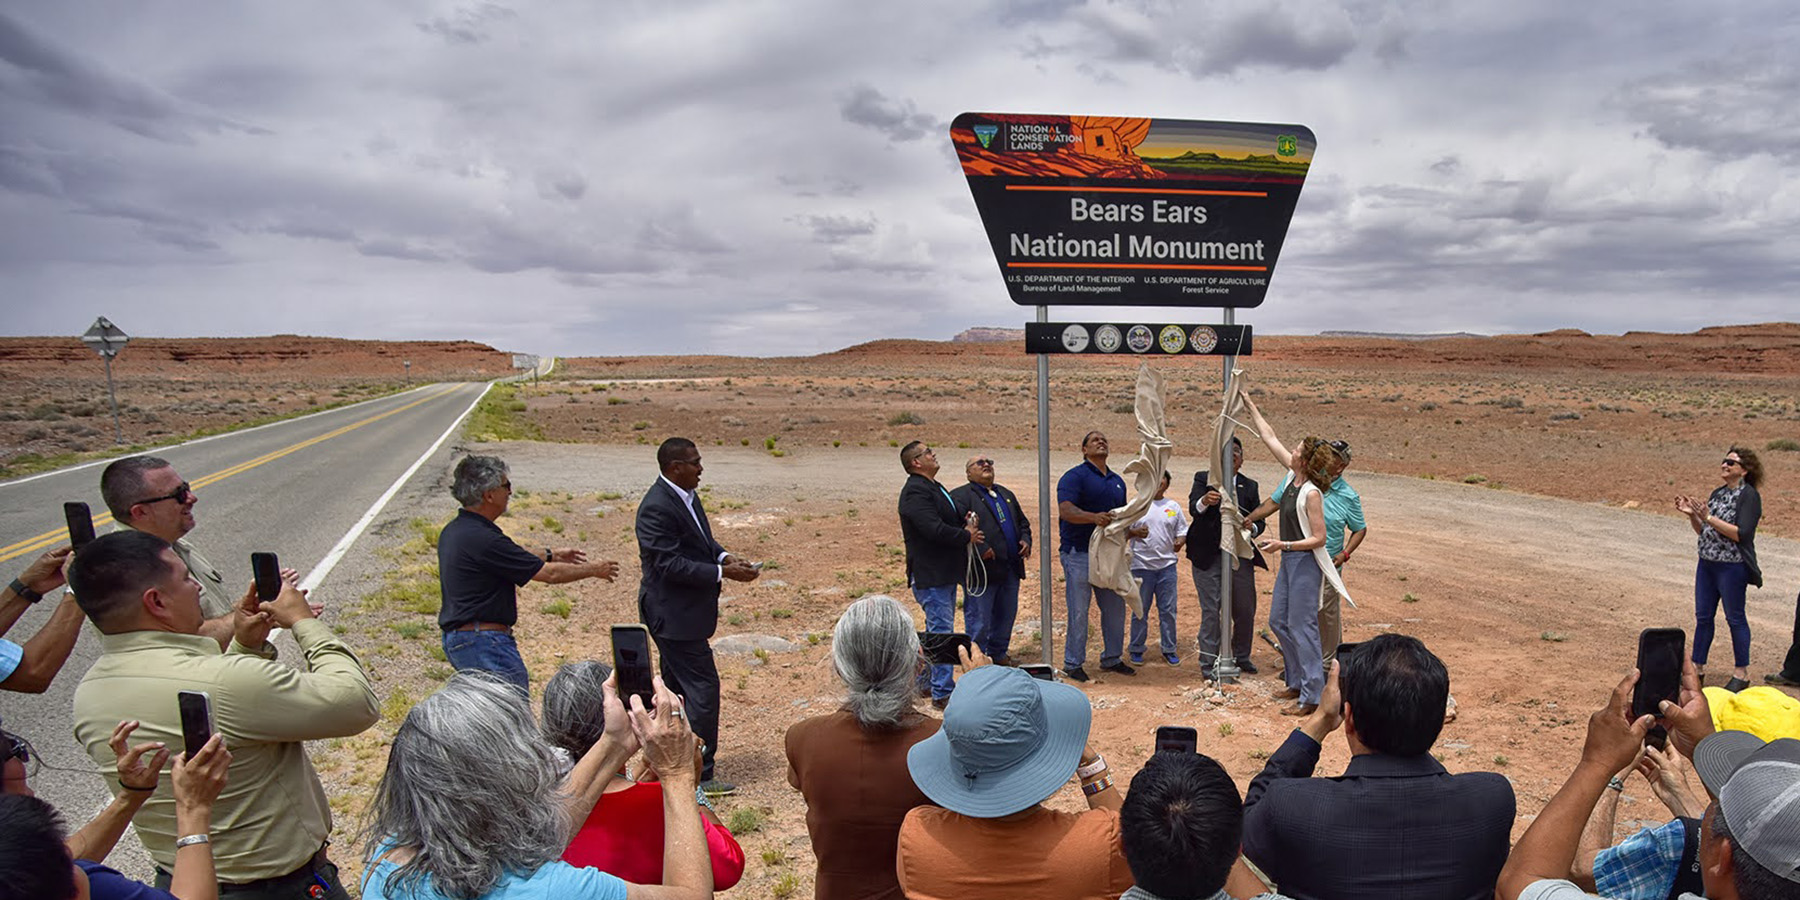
1188, 437, 1267, 679
637, 437, 759, 794
950, 455, 1032, 666
898, 441, 981, 708
1243, 634, 1514, 900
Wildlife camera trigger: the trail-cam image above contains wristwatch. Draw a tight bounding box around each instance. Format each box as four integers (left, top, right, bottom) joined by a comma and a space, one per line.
8, 578, 43, 604
544, 548, 554, 562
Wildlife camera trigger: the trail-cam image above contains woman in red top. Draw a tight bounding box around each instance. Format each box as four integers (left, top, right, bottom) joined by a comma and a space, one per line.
542, 661, 745, 889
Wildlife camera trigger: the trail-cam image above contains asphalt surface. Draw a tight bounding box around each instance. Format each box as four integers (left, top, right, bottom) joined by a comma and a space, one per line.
0, 380, 491, 877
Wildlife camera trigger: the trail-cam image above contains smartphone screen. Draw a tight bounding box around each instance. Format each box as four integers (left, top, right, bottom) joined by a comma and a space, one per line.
1020, 663, 1055, 681
918, 632, 972, 666
1155, 725, 1199, 754
611, 625, 656, 711
64, 502, 96, 551
250, 552, 282, 602
177, 690, 212, 759
1632, 628, 1686, 719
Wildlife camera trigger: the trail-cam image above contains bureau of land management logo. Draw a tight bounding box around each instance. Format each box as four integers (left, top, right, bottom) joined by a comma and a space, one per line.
973, 124, 999, 149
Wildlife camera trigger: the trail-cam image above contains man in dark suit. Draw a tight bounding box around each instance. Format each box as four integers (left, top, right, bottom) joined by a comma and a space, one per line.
897, 441, 980, 708
950, 455, 1031, 666
637, 437, 759, 795
1243, 634, 1515, 900
1188, 436, 1267, 679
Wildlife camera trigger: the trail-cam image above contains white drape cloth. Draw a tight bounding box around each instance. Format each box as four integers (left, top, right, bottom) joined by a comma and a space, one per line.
1209, 368, 1257, 568
1087, 364, 1169, 615
1294, 478, 1354, 610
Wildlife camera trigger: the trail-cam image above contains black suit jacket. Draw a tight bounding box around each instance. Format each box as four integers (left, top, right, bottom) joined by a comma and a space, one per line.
1186, 470, 1267, 570
949, 481, 1032, 580
1242, 730, 1516, 900
898, 474, 972, 588
636, 478, 727, 641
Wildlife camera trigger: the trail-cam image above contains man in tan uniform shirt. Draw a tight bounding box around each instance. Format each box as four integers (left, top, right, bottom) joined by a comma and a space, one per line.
69, 530, 378, 898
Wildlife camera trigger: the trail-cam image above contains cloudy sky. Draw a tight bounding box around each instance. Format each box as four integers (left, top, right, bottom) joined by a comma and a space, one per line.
3, 2, 1795, 356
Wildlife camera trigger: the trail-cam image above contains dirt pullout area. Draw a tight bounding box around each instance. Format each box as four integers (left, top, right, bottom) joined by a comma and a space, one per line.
0, 337, 513, 475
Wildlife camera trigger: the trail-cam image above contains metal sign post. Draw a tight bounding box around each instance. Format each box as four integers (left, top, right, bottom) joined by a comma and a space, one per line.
80, 316, 130, 445
1036, 306, 1055, 666
1215, 307, 1241, 684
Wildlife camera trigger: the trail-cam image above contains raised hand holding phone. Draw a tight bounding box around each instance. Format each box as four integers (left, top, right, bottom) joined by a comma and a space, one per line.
64, 502, 97, 551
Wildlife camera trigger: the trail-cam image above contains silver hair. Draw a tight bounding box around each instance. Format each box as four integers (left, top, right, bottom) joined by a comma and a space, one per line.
832, 595, 922, 728
359, 673, 572, 900
450, 455, 508, 507
541, 660, 613, 759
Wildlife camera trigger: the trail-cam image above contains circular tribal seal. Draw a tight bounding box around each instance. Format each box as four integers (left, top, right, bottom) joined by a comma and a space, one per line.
1189, 326, 1219, 354
1158, 325, 1186, 354
1126, 325, 1154, 353
1061, 324, 1090, 353
1095, 325, 1122, 353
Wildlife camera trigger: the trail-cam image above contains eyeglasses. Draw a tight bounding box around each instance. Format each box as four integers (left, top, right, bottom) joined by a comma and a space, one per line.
1722, 458, 1743, 468
134, 482, 194, 507
972, 458, 995, 467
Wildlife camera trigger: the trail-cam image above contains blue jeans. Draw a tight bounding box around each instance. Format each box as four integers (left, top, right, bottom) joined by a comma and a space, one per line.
1269, 550, 1324, 705
1062, 550, 1126, 669
1694, 558, 1752, 668
914, 584, 958, 699
965, 573, 1020, 661
1130, 565, 1180, 659
442, 629, 529, 694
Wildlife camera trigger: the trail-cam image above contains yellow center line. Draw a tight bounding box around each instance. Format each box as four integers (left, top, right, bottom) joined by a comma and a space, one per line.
0, 385, 463, 564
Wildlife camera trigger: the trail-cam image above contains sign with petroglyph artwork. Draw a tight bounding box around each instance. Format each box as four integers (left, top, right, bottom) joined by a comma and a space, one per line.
1025, 323, 1252, 356
951, 113, 1314, 308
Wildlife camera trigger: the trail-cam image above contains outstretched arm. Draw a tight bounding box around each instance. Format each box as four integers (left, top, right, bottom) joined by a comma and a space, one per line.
1243, 397, 1292, 469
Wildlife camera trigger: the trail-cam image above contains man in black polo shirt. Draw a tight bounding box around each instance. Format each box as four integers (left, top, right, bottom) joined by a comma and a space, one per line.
438, 454, 619, 692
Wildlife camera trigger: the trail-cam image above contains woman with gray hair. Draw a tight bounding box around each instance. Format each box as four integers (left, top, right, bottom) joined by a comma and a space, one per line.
358, 671, 712, 900
542, 661, 745, 889
785, 595, 941, 900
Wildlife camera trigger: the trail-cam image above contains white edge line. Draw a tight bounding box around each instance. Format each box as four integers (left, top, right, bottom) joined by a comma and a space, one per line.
0, 383, 447, 490
298, 383, 492, 594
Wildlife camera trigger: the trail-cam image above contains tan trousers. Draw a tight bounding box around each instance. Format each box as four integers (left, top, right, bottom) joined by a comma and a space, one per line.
1319, 573, 1344, 662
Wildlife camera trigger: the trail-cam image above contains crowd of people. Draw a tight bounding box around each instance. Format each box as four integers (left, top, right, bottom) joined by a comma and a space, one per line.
0, 419, 1796, 900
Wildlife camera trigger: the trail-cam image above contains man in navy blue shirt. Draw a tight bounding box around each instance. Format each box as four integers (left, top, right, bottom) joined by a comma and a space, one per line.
1057, 431, 1133, 681
437, 455, 619, 693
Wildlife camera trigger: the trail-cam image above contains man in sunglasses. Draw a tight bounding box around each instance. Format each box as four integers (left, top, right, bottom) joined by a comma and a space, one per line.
101, 455, 239, 650
950, 455, 1032, 666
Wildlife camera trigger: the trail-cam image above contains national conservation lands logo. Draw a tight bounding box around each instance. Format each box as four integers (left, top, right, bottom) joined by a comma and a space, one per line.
973, 123, 999, 149
1277, 134, 1298, 157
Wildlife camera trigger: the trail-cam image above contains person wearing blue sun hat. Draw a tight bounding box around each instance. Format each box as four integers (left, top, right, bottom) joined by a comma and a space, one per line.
896, 664, 1133, 900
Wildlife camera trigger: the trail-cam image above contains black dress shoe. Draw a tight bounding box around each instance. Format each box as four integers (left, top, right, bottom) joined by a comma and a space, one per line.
931, 696, 950, 710
1724, 677, 1750, 692
1063, 666, 1090, 682
1237, 660, 1259, 674
1767, 672, 1800, 688
1100, 661, 1137, 676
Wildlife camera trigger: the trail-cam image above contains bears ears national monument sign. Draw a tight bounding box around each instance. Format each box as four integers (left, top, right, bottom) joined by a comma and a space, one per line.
949, 113, 1315, 309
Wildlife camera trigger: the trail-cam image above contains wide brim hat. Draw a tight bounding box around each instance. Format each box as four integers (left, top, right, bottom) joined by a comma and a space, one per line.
906, 665, 1092, 818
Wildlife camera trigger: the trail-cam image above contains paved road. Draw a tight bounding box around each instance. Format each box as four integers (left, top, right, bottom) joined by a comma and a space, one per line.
0, 380, 490, 874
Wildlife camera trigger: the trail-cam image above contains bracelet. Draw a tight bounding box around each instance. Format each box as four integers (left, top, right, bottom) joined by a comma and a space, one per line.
174, 833, 210, 849
121, 783, 156, 793
1075, 756, 1108, 780
1606, 777, 1625, 793
8, 578, 43, 604
545, 548, 554, 562
694, 786, 714, 811
1081, 776, 1113, 796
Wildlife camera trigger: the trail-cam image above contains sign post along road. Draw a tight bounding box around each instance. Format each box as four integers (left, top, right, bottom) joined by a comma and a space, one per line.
951, 113, 1314, 675
80, 316, 130, 445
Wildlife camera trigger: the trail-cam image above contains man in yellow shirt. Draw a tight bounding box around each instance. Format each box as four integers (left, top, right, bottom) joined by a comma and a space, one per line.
69, 530, 379, 899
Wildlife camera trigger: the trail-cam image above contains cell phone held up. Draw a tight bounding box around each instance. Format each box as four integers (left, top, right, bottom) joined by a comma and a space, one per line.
1631, 627, 1686, 721
919, 632, 973, 666
611, 624, 656, 712
177, 690, 213, 760
1155, 725, 1199, 754
64, 502, 97, 551
250, 552, 283, 603
1019, 663, 1056, 682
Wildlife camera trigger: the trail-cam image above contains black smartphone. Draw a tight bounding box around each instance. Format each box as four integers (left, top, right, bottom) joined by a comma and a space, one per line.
611, 624, 656, 711
1334, 642, 1360, 670
250, 552, 282, 602
64, 502, 96, 551
919, 632, 973, 666
1020, 663, 1055, 681
1632, 627, 1686, 720
1155, 725, 1199, 754
177, 690, 212, 759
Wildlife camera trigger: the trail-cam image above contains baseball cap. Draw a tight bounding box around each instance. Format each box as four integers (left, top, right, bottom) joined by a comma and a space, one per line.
1693, 732, 1800, 884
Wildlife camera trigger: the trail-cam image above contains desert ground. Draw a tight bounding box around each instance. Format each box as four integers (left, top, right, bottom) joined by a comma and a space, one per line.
9, 325, 1800, 898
